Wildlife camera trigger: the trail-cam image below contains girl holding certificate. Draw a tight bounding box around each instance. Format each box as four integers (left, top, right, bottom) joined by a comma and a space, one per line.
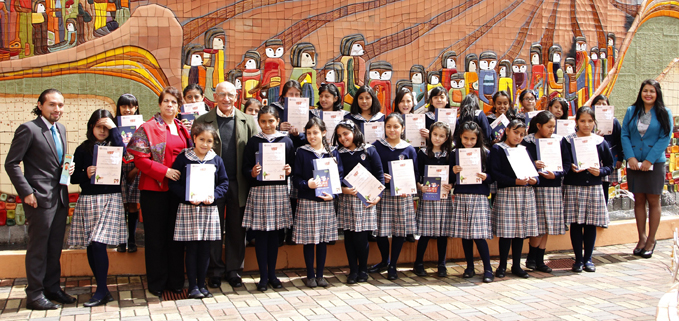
413, 122, 454, 278
311, 83, 347, 118
451, 121, 493, 283
456, 94, 492, 143
487, 91, 517, 144
392, 88, 415, 115
522, 111, 568, 273
369, 114, 418, 280
115, 94, 141, 253
345, 86, 385, 132
423, 87, 451, 136
562, 107, 614, 272
518, 90, 538, 116
293, 118, 345, 288
169, 123, 229, 299
489, 118, 539, 279
621, 80, 673, 258
69, 109, 126, 306
590, 95, 623, 205
333, 119, 385, 284
242, 106, 295, 291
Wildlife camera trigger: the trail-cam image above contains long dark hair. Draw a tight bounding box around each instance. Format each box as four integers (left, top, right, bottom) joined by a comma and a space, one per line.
317, 83, 342, 111
500, 118, 526, 142
304, 117, 331, 155
453, 121, 487, 171
182, 83, 204, 97
548, 97, 569, 119
528, 110, 555, 134
490, 90, 515, 119
332, 119, 365, 149
384, 113, 405, 139
33, 88, 63, 116
590, 94, 609, 107
632, 79, 671, 135
575, 106, 597, 132
392, 87, 415, 114
518, 89, 537, 109
84, 109, 116, 154
458, 93, 480, 125
279, 80, 303, 102
427, 86, 450, 113
425, 121, 452, 161
350, 86, 381, 116
115, 93, 139, 117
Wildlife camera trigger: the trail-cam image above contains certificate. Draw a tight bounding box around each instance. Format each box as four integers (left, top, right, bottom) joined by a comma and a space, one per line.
627, 162, 654, 171
283, 97, 310, 131
504, 146, 539, 178
490, 113, 509, 141
595, 106, 614, 135
178, 112, 198, 132
257, 142, 286, 181
91, 146, 123, 185
313, 157, 342, 194
312, 169, 333, 197
181, 102, 207, 115
570, 137, 600, 170
435, 108, 458, 134
388, 159, 417, 196
421, 177, 442, 201
322, 111, 344, 142
117, 115, 144, 147
455, 148, 483, 185
424, 165, 450, 198
186, 164, 215, 202
556, 119, 575, 135
342, 163, 385, 205
525, 110, 541, 125
536, 138, 564, 172
405, 114, 426, 148
361, 122, 384, 144
60, 154, 74, 185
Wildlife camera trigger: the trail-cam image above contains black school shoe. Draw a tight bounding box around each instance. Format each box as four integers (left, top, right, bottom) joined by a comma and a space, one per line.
368, 261, 389, 273
412, 264, 427, 277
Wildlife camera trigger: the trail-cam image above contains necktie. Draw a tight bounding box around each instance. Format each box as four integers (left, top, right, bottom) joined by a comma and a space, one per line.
51, 125, 63, 163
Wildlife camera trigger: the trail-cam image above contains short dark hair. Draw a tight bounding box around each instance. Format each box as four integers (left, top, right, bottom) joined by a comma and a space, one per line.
158, 86, 183, 106
183, 83, 204, 97
190, 121, 220, 144
33, 89, 63, 116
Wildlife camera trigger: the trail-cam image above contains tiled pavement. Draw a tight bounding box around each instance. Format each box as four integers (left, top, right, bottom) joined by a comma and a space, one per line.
0, 241, 675, 320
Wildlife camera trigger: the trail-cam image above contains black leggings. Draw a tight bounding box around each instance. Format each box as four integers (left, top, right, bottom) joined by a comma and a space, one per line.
498, 238, 524, 269
461, 239, 492, 272
254, 230, 281, 283
414, 237, 447, 266
86, 241, 109, 300
570, 223, 597, 263
343, 230, 370, 275
185, 241, 210, 290
303, 243, 328, 279
376, 236, 405, 267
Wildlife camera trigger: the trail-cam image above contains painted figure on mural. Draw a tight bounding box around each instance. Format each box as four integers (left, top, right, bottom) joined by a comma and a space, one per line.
48, 18, 77, 52
339, 34, 366, 105
0, 0, 6, 55
227, 69, 244, 109
599, 47, 608, 82
441, 51, 458, 92
529, 43, 546, 105
182, 44, 207, 91
31, 1, 48, 55
367, 60, 393, 115
512, 58, 528, 109
240, 50, 262, 106
498, 59, 513, 104
478, 50, 498, 113
45, 0, 63, 46
320, 62, 345, 100
463, 53, 479, 98
448, 73, 466, 107
259, 39, 285, 105
590, 47, 601, 91
607, 33, 616, 73
290, 42, 318, 107
547, 44, 563, 99
204, 28, 226, 92
410, 64, 427, 110
427, 71, 442, 95
14, 0, 33, 58
115, 0, 131, 26
574, 36, 591, 107
92, 0, 108, 33
563, 57, 578, 116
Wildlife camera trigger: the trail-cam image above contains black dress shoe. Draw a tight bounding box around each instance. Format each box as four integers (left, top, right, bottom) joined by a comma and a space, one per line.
462, 268, 475, 278
269, 279, 283, 289
127, 243, 137, 253
633, 247, 643, 256
199, 288, 213, 298
148, 289, 163, 297
495, 267, 506, 278
584, 260, 596, 272
412, 264, 427, 277
116, 244, 127, 252
257, 281, 268, 292
170, 288, 183, 294
187, 288, 204, 299
45, 290, 76, 304
511, 266, 529, 278
406, 234, 416, 243
482, 270, 494, 283
208, 277, 221, 288
346, 273, 358, 284
228, 277, 243, 288
641, 241, 656, 259
437, 265, 447, 277
83, 293, 113, 307
27, 297, 61, 310
368, 262, 389, 273
572, 262, 583, 272
386, 266, 398, 280
356, 272, 369, 283
535, 264, 553, 273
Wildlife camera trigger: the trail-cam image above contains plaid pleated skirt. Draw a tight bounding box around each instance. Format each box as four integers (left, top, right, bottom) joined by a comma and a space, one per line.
489, 182, 498, 194
376, 192, 416, 237
337, 194, 377, 232
534, 186, 566, 235
602, 168, 620, 184
289, 179, 298, 199
293, 198, 338, 244
416, 196, 453, 237
243, 185, 292, 231
121, 161, 140, 204
563, 185, 609, 227
491, 186, 538, 238
173, 203, 221, 241
68, 193, 126, 246
449, 194, 492, 239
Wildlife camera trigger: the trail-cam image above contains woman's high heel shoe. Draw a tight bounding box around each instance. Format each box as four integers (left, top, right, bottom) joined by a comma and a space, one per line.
640, 241, 657, 259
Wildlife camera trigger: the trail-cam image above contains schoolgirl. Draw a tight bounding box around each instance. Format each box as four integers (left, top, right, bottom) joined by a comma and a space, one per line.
489, 118, 539, 278
547, 97, 569, 120
242, 106, 295, 291
562, 107, 614, 272
368, 114, 418, 280
344, 85, 385, 133
518, 89, 538, 115
423, 87, 452, 134
456, 93, 492, 143
522, 111, 568, 273
293, 117, 344, 288
487, 91, 517, 144
450, 121, 494, 283
333, 119, 384, 284
244, 98, 263, 116
311, 83, 347, 119
168, 122, 229, 299
183, 83, 211, 112
69, 110, 127, 306
392, 87, 415, 115
412, 122, 454, 277
115, 94, 141, 253
590, 95, 623, 205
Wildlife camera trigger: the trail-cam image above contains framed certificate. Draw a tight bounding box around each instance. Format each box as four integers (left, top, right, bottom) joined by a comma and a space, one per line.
504, 146, 539, 178
388, 159, 417, 196
321, 111, 344, 142
256, 142, 286, 181
570, 136, 600, 170
421, 177, 442, 201
556, 119, 575, 136
361, 122, 384, 144
91, 146, 124, 185
436, 108, 458, 134
186, 164, 215, 202
490, 113, 509, 141
283, 97, 310, 131
405, 114, 426, 148
595, 106, 614, 135
313, 157, 342, 194
60, 154, 74, 185
455, 148, 483, 185
181, 102, 207, 115
117, 115, 144, 147
342, 163, 385, 205
536, 138, 564, 172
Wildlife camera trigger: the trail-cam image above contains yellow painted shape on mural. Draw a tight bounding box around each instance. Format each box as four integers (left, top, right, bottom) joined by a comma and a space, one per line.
93, 60, 164, 90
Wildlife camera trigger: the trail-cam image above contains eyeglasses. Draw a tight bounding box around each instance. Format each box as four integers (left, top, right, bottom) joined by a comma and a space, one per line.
215, 92, 237, 99
523, 97, 536, 102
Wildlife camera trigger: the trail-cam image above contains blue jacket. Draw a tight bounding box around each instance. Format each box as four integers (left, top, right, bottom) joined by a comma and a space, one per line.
293, 145, 345, 201
621, 105, 673, 164
169, 148, 229, 205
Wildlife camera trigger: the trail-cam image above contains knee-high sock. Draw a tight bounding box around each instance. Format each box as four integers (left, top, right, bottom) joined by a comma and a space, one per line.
316, 243, 327, 279
355, 231, 370, 273
570, 223, 583, 263
415, 236, 431, 265
197, 241, 211, 288
583, 225, 597, 262
602, 182, 610, 205
436, 237, 447, 266
498, 238, 511, 270
511, 238, 524, 268
267, 230, 280, 281
254, 230, 270, 283
389, 237, 405, 268
89, 241, 109, 300
86, 245, 96, 276
185, 241, 199, 289
303, 244, 316, 279
461, 239, 475, 269
474, 239, 491, 272
376, 236, 390, 265
127, 211, 139, 245
344, 230, 358, 274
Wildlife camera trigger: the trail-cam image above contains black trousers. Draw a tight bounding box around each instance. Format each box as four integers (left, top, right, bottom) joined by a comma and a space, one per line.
140, 190, 184, 292
209, 183, 246, 279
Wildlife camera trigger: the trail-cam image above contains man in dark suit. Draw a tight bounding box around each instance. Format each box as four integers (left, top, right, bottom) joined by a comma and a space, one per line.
5, 89, 76, 310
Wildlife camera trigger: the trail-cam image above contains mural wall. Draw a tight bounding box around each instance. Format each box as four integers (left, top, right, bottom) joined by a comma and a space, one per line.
0, 0, 678, 196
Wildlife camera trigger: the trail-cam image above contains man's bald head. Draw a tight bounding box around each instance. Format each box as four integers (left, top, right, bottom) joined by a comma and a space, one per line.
214, 81, 238, 114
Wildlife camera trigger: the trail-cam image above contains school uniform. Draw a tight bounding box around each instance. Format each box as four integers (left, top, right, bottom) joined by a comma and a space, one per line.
310, 109, 348, 120
425, 112, 436, 130
600, 118, 623, 185
522, 134, 568, 235
373, 138, 418, 237
121, 157, 140, 204
416, 148, 453, 237
344, 112, 385, 144
450, 148, 493, 240
337, 144, 384, 232
168, 148, 229, 241
292, 145, 344, 244
488, 142, 539, 238
242, 132, 295, 231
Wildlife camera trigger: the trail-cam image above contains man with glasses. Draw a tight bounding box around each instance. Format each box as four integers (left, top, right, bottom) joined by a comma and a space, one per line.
194, 82, 258, 288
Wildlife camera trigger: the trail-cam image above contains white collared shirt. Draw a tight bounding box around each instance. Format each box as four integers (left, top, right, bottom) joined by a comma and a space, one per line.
216, 106, 236, 118
41, 116, 61, 138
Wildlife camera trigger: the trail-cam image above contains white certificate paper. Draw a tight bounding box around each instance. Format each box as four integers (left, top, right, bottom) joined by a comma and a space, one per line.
405, 114, 426, 148
181, 102, 207, 115
259, 142, 286, 181
362, 122, 384, 144
322, 111, 344, 142
595, 106, 614, 135
435, 108, 458, 134
313, 158, 342, 194
425, 165, 450, 198
284, 97, 310, 131
117, 115, 144, 127
505, 146, 539, 179
536, 138, 564, 172
343, 163, 385, 205
455, 148, 483, 185
186, 164, 215, 202
571, 137, 600, 170
388, 159, 417, 196
91, 146, 123, 185
556, 119, 575, 135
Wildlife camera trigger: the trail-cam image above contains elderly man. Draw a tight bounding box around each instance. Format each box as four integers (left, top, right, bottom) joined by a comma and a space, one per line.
194, 82, 258, 288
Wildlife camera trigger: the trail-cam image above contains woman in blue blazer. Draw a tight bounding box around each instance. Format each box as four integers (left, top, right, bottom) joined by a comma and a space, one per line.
621, 79, 674, 259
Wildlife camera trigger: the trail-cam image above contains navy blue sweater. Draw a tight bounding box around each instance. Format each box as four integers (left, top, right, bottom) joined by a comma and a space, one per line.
604, 118, 623, 164
521, 134, 568, 188
489, 142, 540, 189
451, 148, 493, 195
344, 112, 385, 128
72, 127, 126, 195
242, 133, 295, 187
416, 148, 454, 184
169, 149, 229, 205
561, 133, 614, 186
293, 146, 345, 201
338, 144, 385, 187
373, 139, 419, 186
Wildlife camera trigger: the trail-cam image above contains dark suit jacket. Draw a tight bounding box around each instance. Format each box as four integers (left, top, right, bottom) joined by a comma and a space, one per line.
5, 117, 69, 208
